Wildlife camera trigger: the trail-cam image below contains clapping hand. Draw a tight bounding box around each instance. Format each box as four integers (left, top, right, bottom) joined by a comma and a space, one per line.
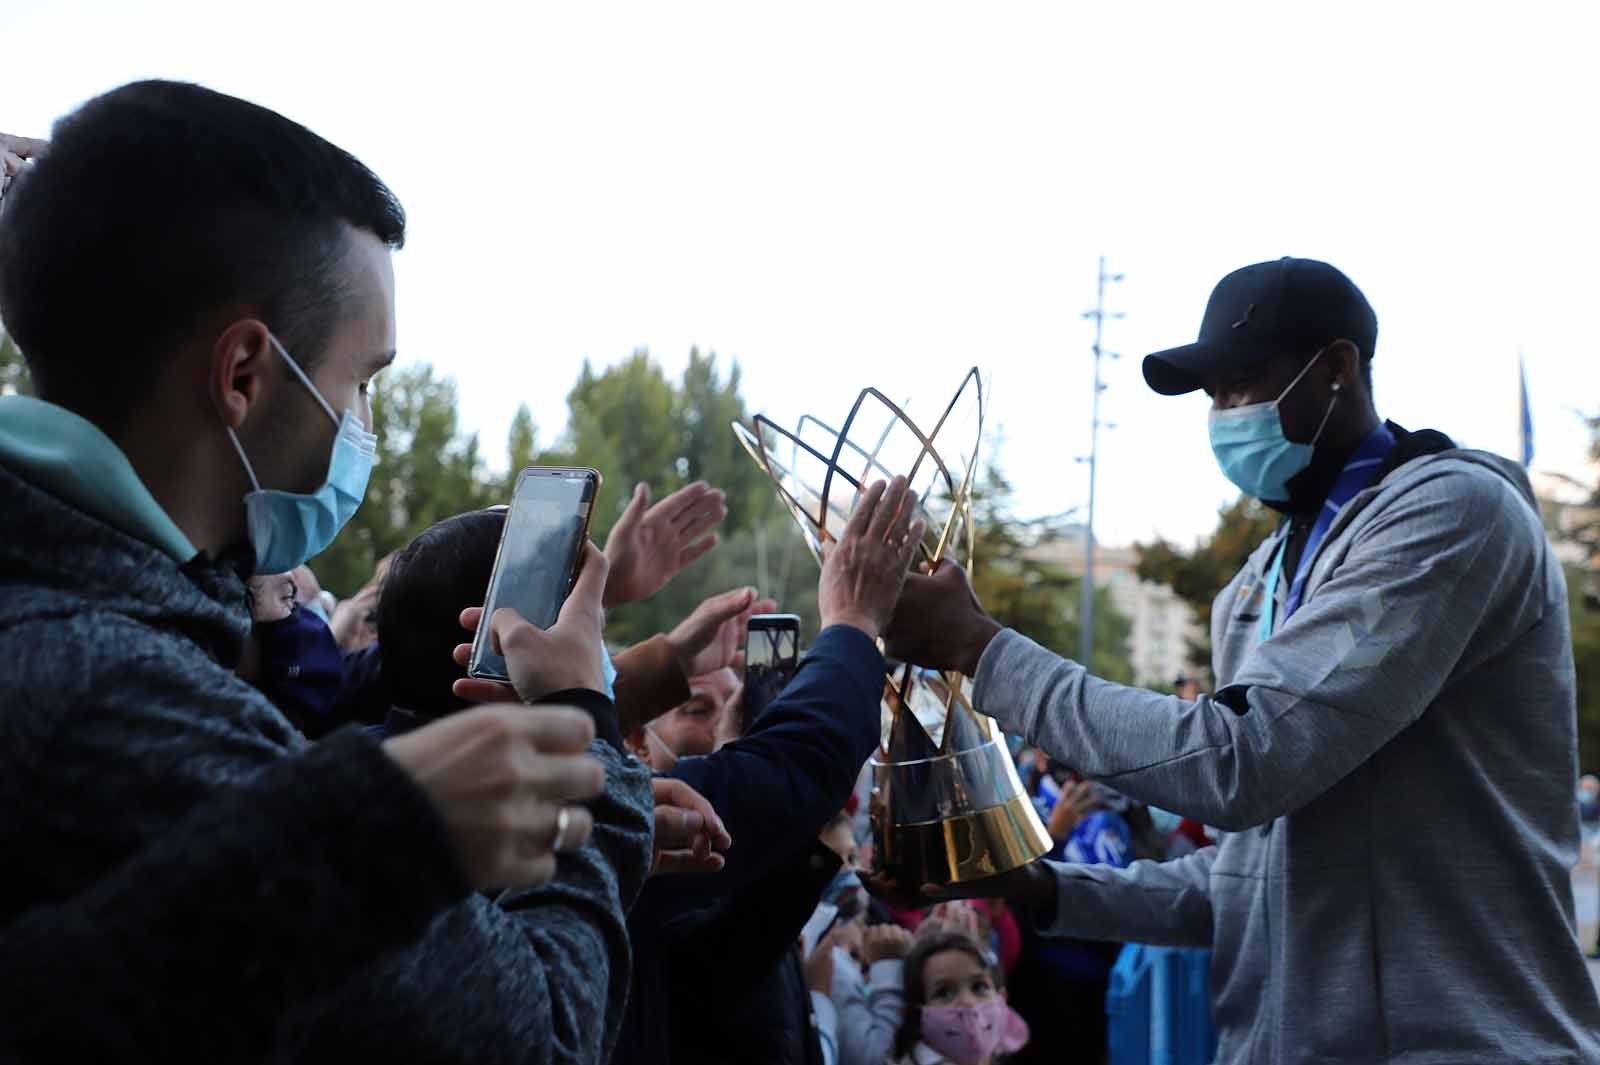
603, 482, 727, 608
665, 587, 778, 679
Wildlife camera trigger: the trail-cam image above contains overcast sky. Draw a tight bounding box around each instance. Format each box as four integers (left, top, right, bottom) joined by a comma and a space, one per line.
6, 1, 1597, 549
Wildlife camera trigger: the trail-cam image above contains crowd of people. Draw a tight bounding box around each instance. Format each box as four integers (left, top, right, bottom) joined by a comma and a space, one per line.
4, 80, 1600, 1065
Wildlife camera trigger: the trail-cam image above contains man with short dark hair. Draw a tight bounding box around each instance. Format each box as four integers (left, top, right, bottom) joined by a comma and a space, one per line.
0, 82, 653, 1063
888, 258, 1600, 1062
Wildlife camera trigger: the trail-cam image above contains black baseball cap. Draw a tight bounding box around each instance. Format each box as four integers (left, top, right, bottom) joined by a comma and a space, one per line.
1143, 258, 1378, 396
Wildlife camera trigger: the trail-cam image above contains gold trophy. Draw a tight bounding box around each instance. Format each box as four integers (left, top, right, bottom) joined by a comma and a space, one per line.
733, 369, 1051, 887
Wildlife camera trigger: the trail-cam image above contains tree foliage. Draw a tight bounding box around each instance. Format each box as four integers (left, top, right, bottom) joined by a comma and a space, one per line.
1134, 495, 1280, 674
312, 364, 493, 594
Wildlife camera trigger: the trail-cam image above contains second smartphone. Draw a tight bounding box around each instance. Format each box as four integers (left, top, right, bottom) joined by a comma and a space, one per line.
741, 613, 802, 731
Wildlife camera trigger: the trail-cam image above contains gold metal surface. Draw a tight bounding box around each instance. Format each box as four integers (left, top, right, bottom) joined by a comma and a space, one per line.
732, 368, 1052, 891
870, 793, 1053, 887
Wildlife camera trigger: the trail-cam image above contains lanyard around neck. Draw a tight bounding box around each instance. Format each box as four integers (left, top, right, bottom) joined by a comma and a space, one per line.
1256, 424, 1397, 643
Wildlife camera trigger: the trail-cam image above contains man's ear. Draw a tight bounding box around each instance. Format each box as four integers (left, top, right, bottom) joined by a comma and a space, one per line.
210, 318, 275, 430
1325, 338, 1362, 394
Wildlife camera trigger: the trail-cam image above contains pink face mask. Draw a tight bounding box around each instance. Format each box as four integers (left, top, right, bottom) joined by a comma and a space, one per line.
919, 999, 1029, 1063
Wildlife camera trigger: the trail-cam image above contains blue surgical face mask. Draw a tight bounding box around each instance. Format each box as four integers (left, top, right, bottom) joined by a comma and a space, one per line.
1207, 348, 1337, 503
225, 335, 378, 574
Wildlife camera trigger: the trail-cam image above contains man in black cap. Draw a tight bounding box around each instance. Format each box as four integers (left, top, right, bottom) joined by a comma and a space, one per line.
881, 258, 1600, 1063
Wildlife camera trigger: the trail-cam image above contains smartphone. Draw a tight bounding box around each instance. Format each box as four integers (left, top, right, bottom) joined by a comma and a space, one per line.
741, 613, 801, 730
468, 467, 600, 682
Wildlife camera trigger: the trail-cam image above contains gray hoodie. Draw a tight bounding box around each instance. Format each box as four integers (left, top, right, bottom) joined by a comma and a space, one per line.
975, 440, 1600, 1063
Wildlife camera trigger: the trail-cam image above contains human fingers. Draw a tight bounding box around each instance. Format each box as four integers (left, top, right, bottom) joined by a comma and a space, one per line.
661, 482, 718, 527
490, 607, 538, 660
866, 476, 911, 543
513, 801, 595, 854
509, 705, 598, 759
843, 480, 887, 541
671, 488, 727, 535
452, 677, 519, 704
561, 542, 610, 620
653, 849, 727, 875
675, 533, 719, 569
459, 606, 485, 634
653, 777, 732, 850
609, 483, 651, 542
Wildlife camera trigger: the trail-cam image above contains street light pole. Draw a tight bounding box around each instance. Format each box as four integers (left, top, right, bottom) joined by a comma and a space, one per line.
1079, 256, 1124, 667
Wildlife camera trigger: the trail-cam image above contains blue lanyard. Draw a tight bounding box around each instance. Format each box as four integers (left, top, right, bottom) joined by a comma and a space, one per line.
1257, 425, 1396, 643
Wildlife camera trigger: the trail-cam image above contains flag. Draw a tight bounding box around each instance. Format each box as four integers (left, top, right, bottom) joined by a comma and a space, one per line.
1519, 354, 1535, 468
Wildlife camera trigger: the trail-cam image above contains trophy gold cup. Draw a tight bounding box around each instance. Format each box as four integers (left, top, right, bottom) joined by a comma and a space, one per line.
733, 368, 1052, 888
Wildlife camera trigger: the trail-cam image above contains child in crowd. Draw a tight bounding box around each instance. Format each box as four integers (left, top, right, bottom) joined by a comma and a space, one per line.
889, 929, 1029, 1065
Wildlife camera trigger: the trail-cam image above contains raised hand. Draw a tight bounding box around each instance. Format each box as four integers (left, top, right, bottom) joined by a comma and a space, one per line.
603, 481, 727, 608
804, 922, 864, 994
382, 703, 604, 889
817, 477, 924, 640
918, 901, 984, 942
861, 922, 915, 964
665, 587, 778, 679
1047, 778, 1098, 843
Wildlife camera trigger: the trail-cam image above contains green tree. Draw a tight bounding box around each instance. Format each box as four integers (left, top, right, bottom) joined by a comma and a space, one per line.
1134, 495, 1280, 674
559, 352, 681, 542
0, 329, 33, 396
504, 404, 538, 496
550, 348, 770, 545
312, 364, 493, 595
676, 348, 771, 534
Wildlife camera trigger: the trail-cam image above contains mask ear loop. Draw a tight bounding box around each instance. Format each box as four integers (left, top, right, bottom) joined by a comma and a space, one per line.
1308, 378, 1341, 448
225, 426, 263, 492
267, 333, 341, 428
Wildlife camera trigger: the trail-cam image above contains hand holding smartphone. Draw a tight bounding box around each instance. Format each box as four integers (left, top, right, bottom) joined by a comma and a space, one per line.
469, 467, 600, 683
740, 613, 801, 732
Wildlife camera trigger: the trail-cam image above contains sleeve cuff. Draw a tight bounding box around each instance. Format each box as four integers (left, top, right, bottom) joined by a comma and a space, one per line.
611, 634, 691, 734
809, 624, 887, 691
534, 688, 623, 752
867, 958, 904, 988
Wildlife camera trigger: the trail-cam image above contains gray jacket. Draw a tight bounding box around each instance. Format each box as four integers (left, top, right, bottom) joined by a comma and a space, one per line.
976, 441, 1600, 1063
0, 461, 654, 1064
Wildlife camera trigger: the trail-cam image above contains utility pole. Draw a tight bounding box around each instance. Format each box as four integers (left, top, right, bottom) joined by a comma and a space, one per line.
1079, 256, 1124, 667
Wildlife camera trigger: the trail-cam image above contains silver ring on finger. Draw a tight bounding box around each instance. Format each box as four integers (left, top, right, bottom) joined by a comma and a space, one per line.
553, 806, 579, 851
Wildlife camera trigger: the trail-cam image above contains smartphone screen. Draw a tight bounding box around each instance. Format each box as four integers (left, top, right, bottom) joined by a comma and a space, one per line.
742, 614, 801, 730
469, 468, 598, 682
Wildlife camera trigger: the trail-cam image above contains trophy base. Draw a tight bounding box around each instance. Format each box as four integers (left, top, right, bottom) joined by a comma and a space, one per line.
874, 793, 1053, 888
